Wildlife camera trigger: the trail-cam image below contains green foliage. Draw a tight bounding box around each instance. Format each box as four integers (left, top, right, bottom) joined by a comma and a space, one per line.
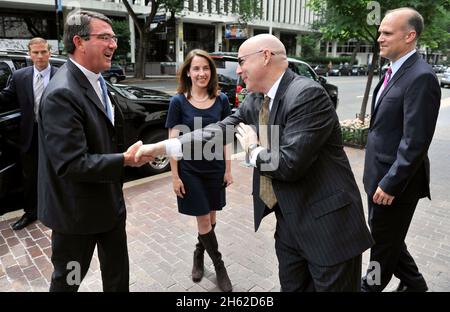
291, 55, 352, 65
238, 0, 263, 22
111, 19, 130, 61
298, 33, 321, 58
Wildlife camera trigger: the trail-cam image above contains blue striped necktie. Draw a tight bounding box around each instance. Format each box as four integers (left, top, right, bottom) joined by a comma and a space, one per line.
98, 76, 112, 122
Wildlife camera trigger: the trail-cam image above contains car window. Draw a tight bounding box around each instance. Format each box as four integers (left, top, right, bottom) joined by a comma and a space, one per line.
214, 59, 238, 84
289, 62, 315, 80
0, 61, 12, 90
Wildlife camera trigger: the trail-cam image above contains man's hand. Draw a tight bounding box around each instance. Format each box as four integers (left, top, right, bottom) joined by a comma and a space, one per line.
373, 186, 395, 205
123, 141, 152, 167
236, 123, 258, 153
135, 141, 166, 163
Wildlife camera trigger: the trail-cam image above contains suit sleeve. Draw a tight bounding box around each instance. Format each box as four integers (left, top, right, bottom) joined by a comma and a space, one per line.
40, 88, 124, 183
178, 97, 246, 147
379, 72, 441, 195
256, 85, 336, 181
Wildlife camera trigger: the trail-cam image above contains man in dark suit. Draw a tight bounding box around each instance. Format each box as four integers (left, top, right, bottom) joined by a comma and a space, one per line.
361, 8, 441, 292
136, 34, 374, 291
0, 37, 58, 230
38, 10, 146, 292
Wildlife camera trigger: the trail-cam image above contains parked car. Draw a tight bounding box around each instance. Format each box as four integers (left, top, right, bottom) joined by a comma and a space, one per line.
328, 64, 352, 76
1, 54, 171, 214
351, 65, 367, 76
210, 52, 239, 109
210, 52, 338, 110
440, 68, 450, 88
102, 64, 126, 84
313, 64, 329, 76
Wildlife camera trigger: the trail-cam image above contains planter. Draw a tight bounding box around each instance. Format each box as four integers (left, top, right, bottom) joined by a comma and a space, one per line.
340, 117, 370, 149
341, 126, 369, 148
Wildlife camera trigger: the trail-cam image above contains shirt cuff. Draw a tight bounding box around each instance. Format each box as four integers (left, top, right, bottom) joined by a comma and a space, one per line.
165, 138, 182, 158
249, 146, 265, 166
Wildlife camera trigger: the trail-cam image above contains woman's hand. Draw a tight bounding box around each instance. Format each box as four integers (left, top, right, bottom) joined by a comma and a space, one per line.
223, 171, 233, 187
172, 177, 185, 198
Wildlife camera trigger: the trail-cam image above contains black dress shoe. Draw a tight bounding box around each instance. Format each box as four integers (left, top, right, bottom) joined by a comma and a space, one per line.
11, 213, 37, 230
393, 281, 428, 292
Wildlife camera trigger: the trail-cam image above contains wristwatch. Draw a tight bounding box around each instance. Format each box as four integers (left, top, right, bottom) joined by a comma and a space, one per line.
247, 143, 259, 157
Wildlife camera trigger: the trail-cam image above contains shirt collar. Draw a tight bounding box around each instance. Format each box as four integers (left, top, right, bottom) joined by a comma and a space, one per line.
69, 58, 102, 85
33, 64, 51, 78
390, 49, 416, 77
266, 72, 285, 100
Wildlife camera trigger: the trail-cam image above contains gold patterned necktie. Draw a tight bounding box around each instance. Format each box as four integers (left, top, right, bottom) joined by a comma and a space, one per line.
258, 95, 277, 209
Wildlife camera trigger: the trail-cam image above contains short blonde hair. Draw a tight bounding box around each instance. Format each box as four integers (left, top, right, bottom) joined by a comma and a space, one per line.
27, 37, 50, 51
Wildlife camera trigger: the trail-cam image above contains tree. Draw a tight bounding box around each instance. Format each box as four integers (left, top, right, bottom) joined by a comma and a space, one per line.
309, 0, 449, 121
122, 0, 263, 79
298, 33, 321, 58
111, 19, 131, 63
122, 0, 184, 79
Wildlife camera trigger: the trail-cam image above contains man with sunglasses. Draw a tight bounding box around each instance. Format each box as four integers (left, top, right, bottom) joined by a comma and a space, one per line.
37, 10, 146, 292
136, 34, 373, 291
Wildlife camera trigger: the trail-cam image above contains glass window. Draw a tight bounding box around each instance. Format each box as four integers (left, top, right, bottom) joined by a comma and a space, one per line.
214, 60, 238, 84
0, 61, 12, 91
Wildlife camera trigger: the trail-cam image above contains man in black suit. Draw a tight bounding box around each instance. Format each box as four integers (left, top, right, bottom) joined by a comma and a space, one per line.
0, 37, 58, 230
38, 10, 146, 292
361, 8, 441, 292
136, 34, 374, 291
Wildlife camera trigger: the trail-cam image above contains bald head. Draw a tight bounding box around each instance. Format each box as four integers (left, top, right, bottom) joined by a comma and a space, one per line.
241, 34, 287, 56
237, 34, 288, 94
385, 7, 424, 39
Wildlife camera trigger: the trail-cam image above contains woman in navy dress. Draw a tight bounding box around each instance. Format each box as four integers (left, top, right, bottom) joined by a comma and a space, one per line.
165, 49, 233, 292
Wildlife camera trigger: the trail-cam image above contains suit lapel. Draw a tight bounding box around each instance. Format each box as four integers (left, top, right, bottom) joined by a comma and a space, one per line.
371, 52, 419, 126
25, 67, 35, 107
67, 60, 113, 126
268, 69, 294, 126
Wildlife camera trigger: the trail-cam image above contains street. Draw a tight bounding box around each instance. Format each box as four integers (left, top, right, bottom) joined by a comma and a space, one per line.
124, 75, 450, 121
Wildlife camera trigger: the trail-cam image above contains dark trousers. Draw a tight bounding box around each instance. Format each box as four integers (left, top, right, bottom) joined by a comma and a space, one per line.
20, 123, 38, 217
362, 198, 427, 291
49, 216, 129, 292
274, 208, 362, 292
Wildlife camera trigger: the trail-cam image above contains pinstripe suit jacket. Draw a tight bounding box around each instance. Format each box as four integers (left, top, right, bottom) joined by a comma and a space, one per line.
180, 69, 373, 266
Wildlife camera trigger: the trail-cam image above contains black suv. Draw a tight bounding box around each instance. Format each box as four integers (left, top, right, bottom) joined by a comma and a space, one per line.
102, 64, 126, 84
210, 52, 338, 110
1, 53, 171, 214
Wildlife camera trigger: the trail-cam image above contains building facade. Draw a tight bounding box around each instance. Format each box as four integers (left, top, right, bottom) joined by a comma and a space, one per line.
0, 0, 320, 71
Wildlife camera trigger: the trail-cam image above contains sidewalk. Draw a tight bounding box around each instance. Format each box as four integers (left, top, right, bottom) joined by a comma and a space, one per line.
1, 104, 449, 292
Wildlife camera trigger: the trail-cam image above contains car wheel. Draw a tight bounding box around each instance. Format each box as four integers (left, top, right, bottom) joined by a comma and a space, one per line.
138, 129, 170, 176
109, 76, 118, 84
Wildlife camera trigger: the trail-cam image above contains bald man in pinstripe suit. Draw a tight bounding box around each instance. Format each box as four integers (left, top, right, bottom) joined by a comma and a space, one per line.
136, 34, 374, 291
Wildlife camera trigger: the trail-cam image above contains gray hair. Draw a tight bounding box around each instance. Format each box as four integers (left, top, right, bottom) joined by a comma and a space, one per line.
63, 10, 112, 54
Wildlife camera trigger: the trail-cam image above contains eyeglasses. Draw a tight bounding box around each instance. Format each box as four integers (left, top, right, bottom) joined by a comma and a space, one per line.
82, 33, 118, 43
237, 50, 275, 66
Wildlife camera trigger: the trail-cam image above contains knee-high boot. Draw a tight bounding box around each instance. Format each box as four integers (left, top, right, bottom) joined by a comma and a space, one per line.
199, 228, 232, 292
192, 224, 215, 282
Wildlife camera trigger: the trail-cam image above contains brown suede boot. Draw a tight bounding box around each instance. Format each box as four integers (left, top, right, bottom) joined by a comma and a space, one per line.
192, 238, 204, 282
192, 224, 214, 282
199, 228, 232, 292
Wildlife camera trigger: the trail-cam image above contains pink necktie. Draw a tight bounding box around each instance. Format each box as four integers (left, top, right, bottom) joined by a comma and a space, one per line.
383, 67, 392, 88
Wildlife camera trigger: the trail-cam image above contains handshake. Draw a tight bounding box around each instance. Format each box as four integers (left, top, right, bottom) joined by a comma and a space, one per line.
122, 140, 167, 167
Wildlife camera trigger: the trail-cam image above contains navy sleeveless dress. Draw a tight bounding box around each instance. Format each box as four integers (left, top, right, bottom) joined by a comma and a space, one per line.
165, 93, 231, 216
